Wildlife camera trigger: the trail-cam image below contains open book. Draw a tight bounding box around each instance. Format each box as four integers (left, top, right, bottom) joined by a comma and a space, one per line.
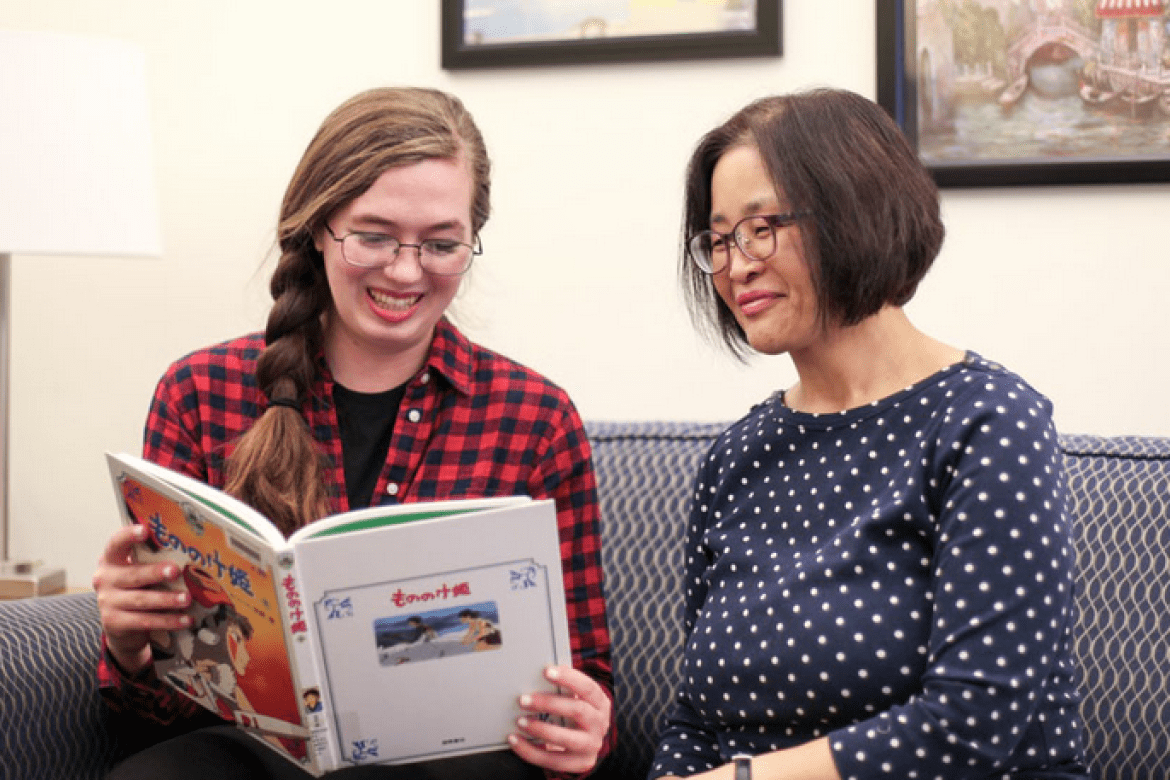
106, 453, 572, 776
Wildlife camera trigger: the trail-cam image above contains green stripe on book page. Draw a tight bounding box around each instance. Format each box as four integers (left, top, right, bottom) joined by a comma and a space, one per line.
179, 491, 262, 536
303, 508, 481, 539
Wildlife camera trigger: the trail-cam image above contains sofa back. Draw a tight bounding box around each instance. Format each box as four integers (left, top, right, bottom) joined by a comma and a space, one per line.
586, 422, 1170, 780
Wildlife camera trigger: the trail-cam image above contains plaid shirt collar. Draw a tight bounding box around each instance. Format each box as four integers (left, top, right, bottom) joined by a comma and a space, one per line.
421, 317, 475, 396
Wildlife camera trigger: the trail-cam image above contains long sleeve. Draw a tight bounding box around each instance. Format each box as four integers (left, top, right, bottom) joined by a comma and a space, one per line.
827, 380, 1082, 778
98, 367, 228, 729
651, 460, 726, 778
529, 401, 616, 776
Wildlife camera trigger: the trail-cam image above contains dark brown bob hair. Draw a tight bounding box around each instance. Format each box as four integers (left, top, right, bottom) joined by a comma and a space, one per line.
680, 88, 945, 358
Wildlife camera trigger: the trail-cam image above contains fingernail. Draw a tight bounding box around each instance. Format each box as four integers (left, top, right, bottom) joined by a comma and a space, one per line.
545, 666, 561, 680
517, 717, 529, 729
507, 734, 519, 746
519, 694, 533, 707
163, 565, 177, 578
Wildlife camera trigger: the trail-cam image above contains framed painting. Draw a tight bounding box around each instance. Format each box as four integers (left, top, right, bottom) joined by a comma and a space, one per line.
441, 0, 782, 70
876, 0, 1170, 187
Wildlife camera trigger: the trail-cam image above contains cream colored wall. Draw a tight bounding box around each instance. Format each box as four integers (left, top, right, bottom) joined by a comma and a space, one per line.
3, 1, 1168, 587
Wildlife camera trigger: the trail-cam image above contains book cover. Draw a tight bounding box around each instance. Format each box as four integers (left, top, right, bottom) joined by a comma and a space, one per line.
112, 462, 312, 766
106, 452, 572, 775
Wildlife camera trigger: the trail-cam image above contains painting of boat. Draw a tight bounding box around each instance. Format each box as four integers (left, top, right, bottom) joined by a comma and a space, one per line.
999, 74, 1029, 109
1118, 88, 1160, 118
886, 0, 1170, 184
1079, 78, 1118, 108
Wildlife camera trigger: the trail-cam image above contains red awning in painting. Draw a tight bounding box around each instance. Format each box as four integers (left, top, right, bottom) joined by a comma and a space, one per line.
1096, 0, 1165, 17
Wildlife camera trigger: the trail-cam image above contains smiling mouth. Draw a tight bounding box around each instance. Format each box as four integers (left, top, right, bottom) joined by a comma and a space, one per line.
736, 291, 781, 315
368, 289, 422, 311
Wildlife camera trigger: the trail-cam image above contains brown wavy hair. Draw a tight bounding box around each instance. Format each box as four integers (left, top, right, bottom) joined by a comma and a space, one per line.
223, 87, 491, 535
680, 88, 944, 359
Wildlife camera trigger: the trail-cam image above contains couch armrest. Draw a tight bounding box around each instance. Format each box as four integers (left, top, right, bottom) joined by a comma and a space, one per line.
0, 591, 117, 780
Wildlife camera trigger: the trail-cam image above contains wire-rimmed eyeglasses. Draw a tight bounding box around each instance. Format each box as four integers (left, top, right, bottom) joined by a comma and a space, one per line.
324, 224, 482, 276
687, 212, 810, 275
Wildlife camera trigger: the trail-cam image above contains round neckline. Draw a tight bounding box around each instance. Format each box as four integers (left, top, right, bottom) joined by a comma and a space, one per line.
772, 351, 977, 428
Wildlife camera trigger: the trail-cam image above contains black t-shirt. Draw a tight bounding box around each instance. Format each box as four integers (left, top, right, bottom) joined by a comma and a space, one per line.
332, 382, 406, 509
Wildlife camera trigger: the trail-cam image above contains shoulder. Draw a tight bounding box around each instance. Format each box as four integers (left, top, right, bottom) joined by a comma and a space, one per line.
153, 333, 265, 403
471, 342, 572, 403
439, 320, 578, 413
697, 398, 776, 474
942, 353, 1054, 426
923, 354, 1062, 483
160, 333, 265, 382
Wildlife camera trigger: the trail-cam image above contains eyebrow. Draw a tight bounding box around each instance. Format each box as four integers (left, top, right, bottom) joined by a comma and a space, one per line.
709, 197, 782, 227
348, 215, 468, 234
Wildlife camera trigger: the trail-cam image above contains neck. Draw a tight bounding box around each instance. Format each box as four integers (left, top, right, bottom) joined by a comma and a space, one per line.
784, 306, 963, 414
324, 321, 432, 393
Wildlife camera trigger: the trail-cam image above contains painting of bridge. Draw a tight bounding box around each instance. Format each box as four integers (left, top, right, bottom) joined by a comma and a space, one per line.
886, 0, 1170, 185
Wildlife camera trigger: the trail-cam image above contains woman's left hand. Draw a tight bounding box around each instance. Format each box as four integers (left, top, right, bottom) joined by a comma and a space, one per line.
508, 665, 612, 775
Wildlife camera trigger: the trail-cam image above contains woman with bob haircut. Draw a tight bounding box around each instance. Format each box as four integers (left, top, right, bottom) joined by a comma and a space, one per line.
93, 86, 612, 780
652, 88, 1088, 779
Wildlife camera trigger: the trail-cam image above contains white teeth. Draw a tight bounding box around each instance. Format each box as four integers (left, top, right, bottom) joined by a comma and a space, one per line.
369, 289, 421, 311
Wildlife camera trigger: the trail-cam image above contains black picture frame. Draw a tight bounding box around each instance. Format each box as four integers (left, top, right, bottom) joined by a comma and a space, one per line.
441, 1, 781, 70
876, 0, 1170, 187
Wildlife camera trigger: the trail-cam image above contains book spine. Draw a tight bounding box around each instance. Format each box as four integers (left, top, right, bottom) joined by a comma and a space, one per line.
275, 553, 341, 773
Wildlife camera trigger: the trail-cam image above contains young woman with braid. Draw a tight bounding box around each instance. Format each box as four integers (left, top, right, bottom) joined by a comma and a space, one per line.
92, 87, 613, 780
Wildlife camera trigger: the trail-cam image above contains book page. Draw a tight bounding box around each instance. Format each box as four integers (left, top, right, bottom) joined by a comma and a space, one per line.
289, 496, 532, 544
291, 500, 571, 769
108, 453, 286, 548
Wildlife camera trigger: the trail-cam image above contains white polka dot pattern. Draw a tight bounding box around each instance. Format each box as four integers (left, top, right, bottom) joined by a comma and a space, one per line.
650, 355, 1087, 779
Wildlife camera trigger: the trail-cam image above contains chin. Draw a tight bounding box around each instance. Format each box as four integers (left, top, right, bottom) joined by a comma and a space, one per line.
745, 333, 790, 356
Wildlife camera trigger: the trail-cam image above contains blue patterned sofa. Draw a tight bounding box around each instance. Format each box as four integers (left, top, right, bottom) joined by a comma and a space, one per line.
1, 422, 1167, 780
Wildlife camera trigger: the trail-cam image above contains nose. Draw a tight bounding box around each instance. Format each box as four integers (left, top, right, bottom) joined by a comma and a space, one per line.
381, 244, 426, 282
725, 241, 762, 281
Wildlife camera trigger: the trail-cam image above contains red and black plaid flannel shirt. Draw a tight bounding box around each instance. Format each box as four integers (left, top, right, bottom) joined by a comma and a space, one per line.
98, 317, 614, 769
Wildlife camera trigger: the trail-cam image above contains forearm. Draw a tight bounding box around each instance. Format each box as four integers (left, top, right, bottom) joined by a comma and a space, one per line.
98, 643, 204, 725
658, 739, 839, 780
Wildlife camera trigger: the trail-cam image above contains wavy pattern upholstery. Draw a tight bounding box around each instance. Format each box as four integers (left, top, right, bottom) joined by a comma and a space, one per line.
1060, 434, 1170, 780
1, 425, 1167, 780
588, 422, 724, 780
0, 591, 116, 780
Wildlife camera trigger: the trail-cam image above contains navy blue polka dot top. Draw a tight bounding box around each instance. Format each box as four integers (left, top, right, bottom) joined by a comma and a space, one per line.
652, 354, 1088, 779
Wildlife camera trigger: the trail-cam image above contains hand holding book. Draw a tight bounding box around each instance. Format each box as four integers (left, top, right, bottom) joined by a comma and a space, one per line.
94, 522, 192, 676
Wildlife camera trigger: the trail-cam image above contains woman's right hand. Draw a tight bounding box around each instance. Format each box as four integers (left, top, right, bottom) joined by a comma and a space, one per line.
93, 524, 191, 675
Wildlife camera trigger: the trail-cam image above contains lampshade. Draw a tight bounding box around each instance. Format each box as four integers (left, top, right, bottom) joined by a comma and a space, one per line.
0, 29, 162, 256
0, 29, 161, 567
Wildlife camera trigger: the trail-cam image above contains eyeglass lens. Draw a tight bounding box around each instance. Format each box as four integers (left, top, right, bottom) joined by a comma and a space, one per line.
690, 215, 779, 274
